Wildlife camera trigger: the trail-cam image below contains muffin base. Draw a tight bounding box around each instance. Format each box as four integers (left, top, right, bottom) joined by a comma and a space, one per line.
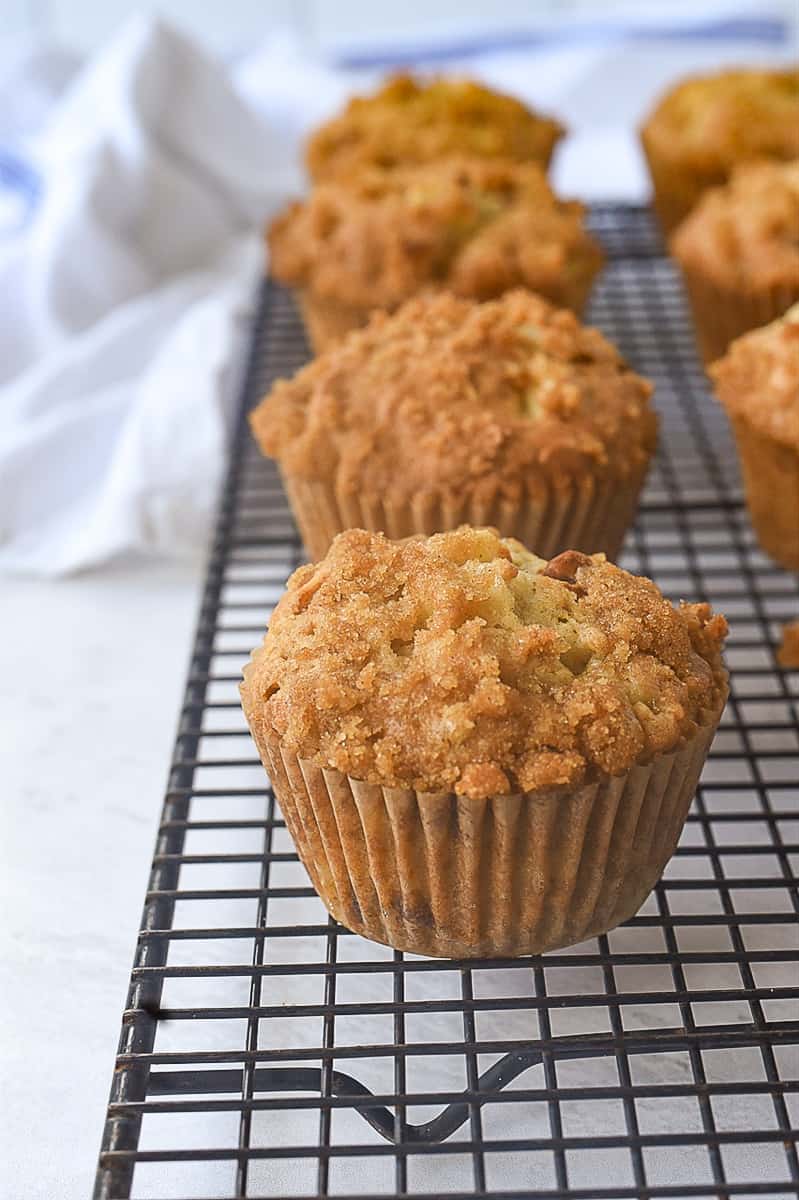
639, 132, 724, 235
297, 274, 599, 355
298, 291, 370, 354
729, 414, 799, 570
677, 266, 799, 365
252, 703, 725, 959
281, 463, 650, 563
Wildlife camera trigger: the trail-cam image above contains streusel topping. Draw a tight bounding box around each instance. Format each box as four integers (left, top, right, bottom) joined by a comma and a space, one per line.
268, 157, 603, 314
642, 67, 799, 172
306, 74, 564, 180
710, 304, 799, 448
671, 161, 799, 290
251, 291, 656, 500
241, 527, 728, 799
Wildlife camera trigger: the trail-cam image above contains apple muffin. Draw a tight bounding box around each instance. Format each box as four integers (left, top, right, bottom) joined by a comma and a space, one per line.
710, 304, 799, 570
250, 290, 657, 560
640, 66, 799, 233
306, 73, 564, 182
241, 526, 728, 957
268, 156, 603, 351
671, 160, 799, 363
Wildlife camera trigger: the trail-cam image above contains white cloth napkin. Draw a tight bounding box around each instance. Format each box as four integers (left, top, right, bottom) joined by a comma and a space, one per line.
0, 16, 291, 575
0, 8, 795, 575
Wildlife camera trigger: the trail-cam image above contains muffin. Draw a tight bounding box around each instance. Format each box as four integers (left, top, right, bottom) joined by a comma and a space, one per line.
710, 304, 799, 570
241, 526, 728, 958
306, 73, 564, 182
251, 290, 657, 561
671, 161, 799, 363
640, 66, 799, 234
268, 157, 604, 352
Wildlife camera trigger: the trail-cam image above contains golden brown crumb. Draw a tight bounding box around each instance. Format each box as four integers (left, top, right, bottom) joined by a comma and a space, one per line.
240, 527, 728, 799
671, 161, 799, 292
777, 621, 799, 668
268, 157, 603, 318
306, 74, 564, 181
251, 290, 657, 502
710, 304, 799, 449
642, 67, 799, 176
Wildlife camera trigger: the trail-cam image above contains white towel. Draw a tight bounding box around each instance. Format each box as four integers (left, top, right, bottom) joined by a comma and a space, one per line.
0, 16, 289, 574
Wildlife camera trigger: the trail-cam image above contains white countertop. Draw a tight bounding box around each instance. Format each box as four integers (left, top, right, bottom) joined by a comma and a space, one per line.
0, 557, 203, 1200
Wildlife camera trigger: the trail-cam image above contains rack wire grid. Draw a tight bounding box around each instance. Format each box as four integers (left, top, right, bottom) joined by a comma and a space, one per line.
94, 204, 799, 1200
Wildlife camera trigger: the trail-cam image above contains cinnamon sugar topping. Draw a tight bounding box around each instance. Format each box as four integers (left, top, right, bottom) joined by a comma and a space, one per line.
240, 527, 728, 800
269, 156, 603, 317
671, 160, 799, 292
710, 304, 799, 449
642, 67, 799, 175
305, 74, 564, 180
250, 290, 657, 503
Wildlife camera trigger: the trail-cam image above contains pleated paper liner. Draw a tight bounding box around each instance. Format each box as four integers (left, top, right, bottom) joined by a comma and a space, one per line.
252, 697, 725, 959
297, 291, 367, 354
639, 134, 723, 236
676, 265, 799, 365
296, 278, 599, 357
727, 413, 799, 570
280, 461, 650, 563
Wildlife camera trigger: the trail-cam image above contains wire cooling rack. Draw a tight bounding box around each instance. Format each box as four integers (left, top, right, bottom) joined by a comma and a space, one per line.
94, 205, 799, 1200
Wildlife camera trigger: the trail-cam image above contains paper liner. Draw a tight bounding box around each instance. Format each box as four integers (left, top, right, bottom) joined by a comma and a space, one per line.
639, 133, 722, 235
297, 291, 369, 354
676, 265, 799, 365
250, 703, 725, 959
297, 277, 597, 356
281, 460, 650, 563
727, 414, 799, 570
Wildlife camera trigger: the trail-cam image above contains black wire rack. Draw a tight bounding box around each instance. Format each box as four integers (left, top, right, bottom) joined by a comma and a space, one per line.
94, 205, 799, 1200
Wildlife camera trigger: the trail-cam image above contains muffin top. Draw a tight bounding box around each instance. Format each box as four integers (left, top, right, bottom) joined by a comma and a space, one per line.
671, 160, 799, 290
306, 74, 564, 180
251, 290, 657, 501
269, 157, 603, 313
241, 527, 728, 799
642, 66, 799, 173
710, 303, 799, 449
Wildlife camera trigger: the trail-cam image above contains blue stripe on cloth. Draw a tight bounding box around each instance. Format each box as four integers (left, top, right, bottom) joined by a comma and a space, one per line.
332, 16, 788, 68
0, 148, 41, 233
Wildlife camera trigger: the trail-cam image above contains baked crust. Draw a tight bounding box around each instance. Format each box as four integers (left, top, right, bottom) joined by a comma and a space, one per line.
240, 527, 728, 800
671, 161, 799, 292
306, 74, 564, 180
268, 157, 603, 316
641, 67, 799, 177
250, 290, 657, 501
710, 303, 799, 449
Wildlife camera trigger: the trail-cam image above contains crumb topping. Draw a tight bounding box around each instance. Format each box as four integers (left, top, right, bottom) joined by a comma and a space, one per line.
671, 160, 799, 290
268, 157, 603, 314
710, 303, 799, 448
306, 74, 564, 180
240, 527, 728, 798
250, 291, 657, 499
642, 67, 799, 171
